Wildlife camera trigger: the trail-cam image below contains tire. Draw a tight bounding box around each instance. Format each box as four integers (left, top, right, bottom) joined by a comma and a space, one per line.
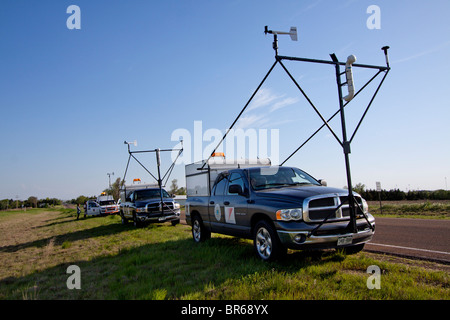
132, 212, 140, 228
342, 243, 365, 255
120, 211, 128, 225
192, 215, 210, 243
253, 220, 286, 261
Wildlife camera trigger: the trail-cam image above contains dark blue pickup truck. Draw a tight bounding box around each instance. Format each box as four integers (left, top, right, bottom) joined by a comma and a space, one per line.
185, 164, 375, 261
119, 187, 181, 227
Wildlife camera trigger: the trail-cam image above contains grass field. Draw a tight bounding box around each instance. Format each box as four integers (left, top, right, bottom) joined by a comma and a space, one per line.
0, 207, 449, 300
368, 200, 450, 219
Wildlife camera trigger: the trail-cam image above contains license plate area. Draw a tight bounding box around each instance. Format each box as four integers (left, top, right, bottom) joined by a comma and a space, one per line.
337, 235, 353, 246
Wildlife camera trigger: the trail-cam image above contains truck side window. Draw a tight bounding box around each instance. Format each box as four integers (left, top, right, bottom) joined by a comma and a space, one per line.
227, 172, 245, 195
214, 175, 228, 196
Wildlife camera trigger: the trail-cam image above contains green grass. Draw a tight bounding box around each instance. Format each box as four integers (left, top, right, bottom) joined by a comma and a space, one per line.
369, 201, 450, 219
0, 208, 449, 300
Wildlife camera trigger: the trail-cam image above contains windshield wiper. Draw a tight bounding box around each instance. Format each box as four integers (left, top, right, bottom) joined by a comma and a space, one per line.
255, 183, 290, 189
287, 182, 313, 186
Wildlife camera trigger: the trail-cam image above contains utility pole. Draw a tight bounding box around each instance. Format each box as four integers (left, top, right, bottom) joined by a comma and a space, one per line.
107, 172, 114, 189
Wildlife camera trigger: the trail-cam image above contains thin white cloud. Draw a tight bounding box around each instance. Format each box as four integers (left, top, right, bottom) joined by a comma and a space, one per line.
236, 88, 299, 128
247, 88, 282, 111
304, 0, 322, 11
236, 113, 269, 129
392, 40, 450, 64
270, 97, 300, 112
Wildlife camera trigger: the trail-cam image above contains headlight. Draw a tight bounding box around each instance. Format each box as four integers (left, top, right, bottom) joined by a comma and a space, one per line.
276, 208, 303, 221
136, 207, 147, 213
361, 198, 369, 215
174, 202, 180, 209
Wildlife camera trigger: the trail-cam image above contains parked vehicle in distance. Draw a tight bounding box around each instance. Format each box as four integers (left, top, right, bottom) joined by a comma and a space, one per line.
84, 194, 119, 217
119, 183, 181, 227
185, 156, 375, 261
97, 194, 119, 215
85, 199, 102, 217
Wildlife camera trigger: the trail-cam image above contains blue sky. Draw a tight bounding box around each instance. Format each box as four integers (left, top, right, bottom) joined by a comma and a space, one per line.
1, 0, 449, 200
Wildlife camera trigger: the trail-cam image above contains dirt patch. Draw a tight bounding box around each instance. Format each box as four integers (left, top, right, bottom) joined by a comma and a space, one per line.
0, 211, 59, 248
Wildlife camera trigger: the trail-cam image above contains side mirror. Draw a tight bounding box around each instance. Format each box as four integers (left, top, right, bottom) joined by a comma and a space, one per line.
126, 197, 131, 202
318, 179, 327, 187
229, 184, 244, 196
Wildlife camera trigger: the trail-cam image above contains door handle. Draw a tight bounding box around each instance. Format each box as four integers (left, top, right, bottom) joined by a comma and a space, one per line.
209, 201, 215, 205
224, 201, 230, 205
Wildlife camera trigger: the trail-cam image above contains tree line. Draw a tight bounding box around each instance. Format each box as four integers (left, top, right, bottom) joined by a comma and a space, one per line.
3, 180, 447, 211
352, 183, 450, 201
0, 197, 62, 210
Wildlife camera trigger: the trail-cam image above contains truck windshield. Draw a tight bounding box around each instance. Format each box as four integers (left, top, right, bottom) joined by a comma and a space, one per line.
99, 200, 116, 206
135, 189, 170, 201
249, 167, 320, 190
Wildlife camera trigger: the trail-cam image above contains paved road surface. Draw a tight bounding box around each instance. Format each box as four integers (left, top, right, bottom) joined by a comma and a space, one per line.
365, 217, 450, 264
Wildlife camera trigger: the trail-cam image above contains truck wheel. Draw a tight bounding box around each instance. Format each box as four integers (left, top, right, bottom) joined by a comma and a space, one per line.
192, 215, 210, 243
342, 243, 365, 255
120, 211, 128, 225
253, 220, 286, 261
132, 212, 140, 228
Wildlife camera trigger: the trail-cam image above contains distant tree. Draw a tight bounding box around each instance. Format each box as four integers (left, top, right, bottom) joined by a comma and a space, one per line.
74, 195, 89, 206
169, 179, 179, 195
0, 199, 11, 211
169, 179, 186, 195
352, 183, 366, 195
27, 196, 38, 208
103, 177, 124, 202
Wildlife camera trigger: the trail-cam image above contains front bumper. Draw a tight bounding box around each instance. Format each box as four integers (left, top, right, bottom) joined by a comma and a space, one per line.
276, 216, 375, 250
136, 210, 181, 223
101, 208, 119, 215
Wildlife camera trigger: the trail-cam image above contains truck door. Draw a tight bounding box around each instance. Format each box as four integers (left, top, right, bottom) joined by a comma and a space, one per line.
124, 191, 134, 218
87, 201, 100, 216
223, 172, 249, 237
208, 174, 228, 233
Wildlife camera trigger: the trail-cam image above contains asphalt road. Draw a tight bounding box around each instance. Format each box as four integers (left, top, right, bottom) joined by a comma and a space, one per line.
365, 217, 450, 264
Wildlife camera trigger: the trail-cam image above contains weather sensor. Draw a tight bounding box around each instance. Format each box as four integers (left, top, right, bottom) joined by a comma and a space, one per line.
264, 26, 297, 41
264, 26, 298, 55
124, 140, 137, 147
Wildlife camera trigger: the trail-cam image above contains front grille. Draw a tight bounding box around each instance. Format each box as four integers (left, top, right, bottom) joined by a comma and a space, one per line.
147, 202, 174, 213
309, 209, 337, 220
304, 194, 364, 223
309, 197, 335, 208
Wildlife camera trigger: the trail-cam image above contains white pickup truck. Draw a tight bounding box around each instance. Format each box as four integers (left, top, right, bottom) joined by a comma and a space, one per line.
97, 194, 119, 215
84, 194, 119, 217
